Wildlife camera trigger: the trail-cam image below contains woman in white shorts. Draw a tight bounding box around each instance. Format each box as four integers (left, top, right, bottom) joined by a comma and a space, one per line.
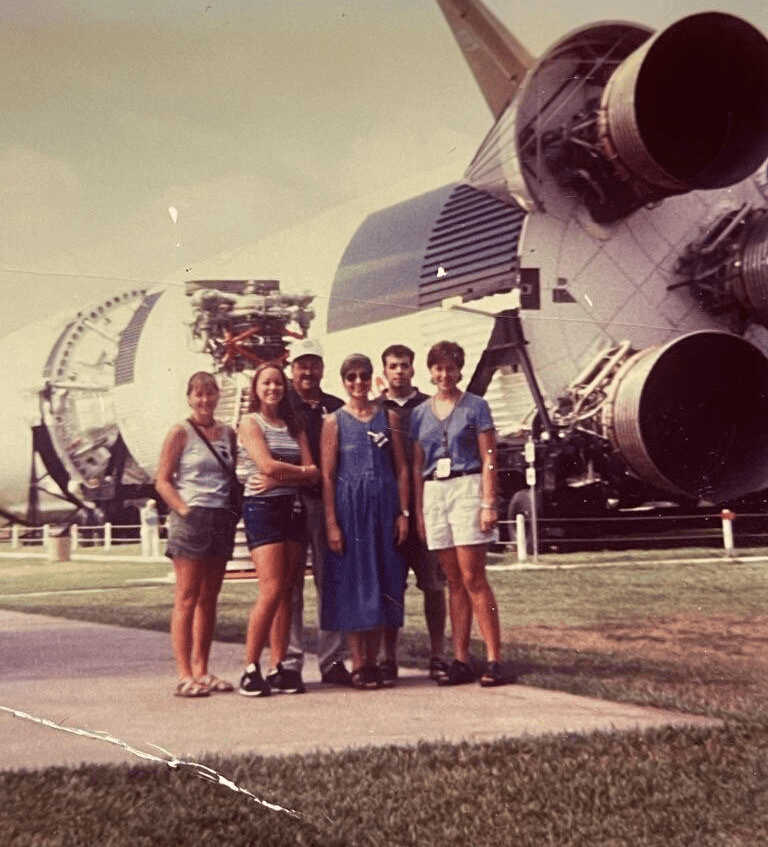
411, 341, 507, 687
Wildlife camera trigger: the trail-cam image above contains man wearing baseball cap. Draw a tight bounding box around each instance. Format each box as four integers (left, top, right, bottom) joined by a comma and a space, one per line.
270, 337, 352, 690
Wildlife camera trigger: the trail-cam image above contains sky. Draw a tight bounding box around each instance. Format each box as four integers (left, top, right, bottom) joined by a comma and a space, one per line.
2, 0, 768, 338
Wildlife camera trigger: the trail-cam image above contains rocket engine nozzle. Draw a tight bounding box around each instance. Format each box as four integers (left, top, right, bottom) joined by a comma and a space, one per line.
605, 332, 768, 502
601, 12, 768, 196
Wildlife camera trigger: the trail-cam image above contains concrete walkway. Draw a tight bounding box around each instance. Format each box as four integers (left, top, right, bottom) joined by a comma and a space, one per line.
0, 609, 719, 772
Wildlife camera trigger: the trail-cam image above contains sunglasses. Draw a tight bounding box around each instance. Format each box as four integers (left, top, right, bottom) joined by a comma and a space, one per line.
344, 371, 372, 382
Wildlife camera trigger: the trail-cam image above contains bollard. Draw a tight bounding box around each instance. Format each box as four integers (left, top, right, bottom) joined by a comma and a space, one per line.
721, 509, 736, 557
515, 513, 528, 563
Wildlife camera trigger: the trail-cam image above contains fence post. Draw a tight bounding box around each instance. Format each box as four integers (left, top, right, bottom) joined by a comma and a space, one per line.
721, 509, 735, 557
515, 513, 528, 563
70, 523, 79, 552
42, 524, 51, 552
104, 522, 112, 551
11, 524, 20, 549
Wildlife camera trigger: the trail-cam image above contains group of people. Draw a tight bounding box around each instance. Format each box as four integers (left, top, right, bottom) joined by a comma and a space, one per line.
155, 339, 508, 699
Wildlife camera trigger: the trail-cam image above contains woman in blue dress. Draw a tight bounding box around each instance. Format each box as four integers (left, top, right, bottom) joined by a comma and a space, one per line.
320, 354, 410, 689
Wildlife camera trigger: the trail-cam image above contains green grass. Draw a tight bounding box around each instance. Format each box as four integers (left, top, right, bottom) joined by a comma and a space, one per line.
4, 550, 768, 845
4, 724, 768, 846
2, 549, 767, 644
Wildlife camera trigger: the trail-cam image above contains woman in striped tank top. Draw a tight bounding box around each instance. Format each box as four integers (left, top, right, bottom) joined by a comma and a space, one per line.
237, 362, 320, 697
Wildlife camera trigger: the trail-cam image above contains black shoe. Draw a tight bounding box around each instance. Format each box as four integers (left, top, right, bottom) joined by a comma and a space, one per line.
266, 663, 306, 694
436, 659, 475, 686
351, 665, 382, 690
378, 660, 398, 688
321, 661, 354, 687
239, 663, 271, 697
428, 657, 450, 682
479, 660, 513, 687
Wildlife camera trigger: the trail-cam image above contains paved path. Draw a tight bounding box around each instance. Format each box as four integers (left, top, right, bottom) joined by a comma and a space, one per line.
0, 609, 719, 771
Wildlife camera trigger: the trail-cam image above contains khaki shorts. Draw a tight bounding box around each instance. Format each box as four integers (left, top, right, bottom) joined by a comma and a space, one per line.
423, 475, 499, 550
165, 506, 236, 562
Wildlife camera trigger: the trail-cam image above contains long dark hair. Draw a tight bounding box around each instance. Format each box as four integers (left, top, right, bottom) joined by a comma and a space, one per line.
248, 362, 303, 438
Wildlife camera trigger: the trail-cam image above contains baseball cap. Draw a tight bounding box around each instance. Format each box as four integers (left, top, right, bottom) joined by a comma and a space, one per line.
287, 337, 324, 363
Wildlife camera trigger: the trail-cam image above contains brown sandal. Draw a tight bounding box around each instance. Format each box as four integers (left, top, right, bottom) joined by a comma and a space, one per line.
196, 674, 234, 693
174, 678, 210, 698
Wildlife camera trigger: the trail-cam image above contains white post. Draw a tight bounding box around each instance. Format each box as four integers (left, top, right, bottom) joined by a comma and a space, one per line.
104, 522, 112, 551
42, 524, 51, 552
721, 509, 735, 557
524, 438, 538, 563
11, 524, 20, 549
515, 513, 527, 563
69, 523, 79, 552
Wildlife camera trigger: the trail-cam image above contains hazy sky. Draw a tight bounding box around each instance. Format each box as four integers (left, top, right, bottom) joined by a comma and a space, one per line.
2, 0, 768, 337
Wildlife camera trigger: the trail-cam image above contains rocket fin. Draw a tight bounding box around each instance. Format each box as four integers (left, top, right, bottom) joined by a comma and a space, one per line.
436, 0, 534, 119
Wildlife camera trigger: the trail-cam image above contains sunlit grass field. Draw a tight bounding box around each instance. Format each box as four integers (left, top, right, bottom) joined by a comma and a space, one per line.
3, 548, 768, 845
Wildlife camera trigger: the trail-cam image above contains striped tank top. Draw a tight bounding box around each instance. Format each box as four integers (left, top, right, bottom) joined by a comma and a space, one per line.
239, 412, 302, 498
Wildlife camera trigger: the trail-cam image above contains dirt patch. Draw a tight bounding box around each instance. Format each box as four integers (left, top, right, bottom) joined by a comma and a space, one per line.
504, 614, 768, 716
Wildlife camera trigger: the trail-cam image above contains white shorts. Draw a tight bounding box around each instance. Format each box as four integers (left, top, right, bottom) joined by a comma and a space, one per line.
423, 474, 499, 551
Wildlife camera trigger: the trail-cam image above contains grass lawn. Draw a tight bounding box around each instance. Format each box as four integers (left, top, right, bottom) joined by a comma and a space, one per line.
3, 549, 768, 845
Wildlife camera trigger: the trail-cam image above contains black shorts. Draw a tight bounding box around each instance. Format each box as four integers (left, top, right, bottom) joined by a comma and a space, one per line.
243, 494, 307, 550
165, 506, 237, 562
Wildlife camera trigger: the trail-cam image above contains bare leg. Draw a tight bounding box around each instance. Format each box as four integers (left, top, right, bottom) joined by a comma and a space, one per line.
364, 629, 383, 666
382, 625, 398, 663
423, 588, 447, 658
268, 542, 303, 668
244, 543, 290, 666
454, 544, 501, 662
437, 548, 472, 663
171, 556, 204, 679
349, 631, 365, 671
190, 557, 228, 678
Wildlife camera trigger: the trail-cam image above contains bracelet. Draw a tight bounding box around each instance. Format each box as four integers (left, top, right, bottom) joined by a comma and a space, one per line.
481, 503, 496, 509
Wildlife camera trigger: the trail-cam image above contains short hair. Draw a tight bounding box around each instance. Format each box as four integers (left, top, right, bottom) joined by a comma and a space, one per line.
248, 361, 303, 437
426, 340, 464, 370
381, 344, 415, 366
340, 353, 373, 379
186, 371, 218, 396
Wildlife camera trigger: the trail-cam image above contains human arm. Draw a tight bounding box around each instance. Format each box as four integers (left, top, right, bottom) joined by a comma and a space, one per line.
320, 414, 343, 554
413, 440, 427, 544
389, 410, 410, 545
154, 424, 191, 517
239, 415, 319, 487
477, 428, 498, 532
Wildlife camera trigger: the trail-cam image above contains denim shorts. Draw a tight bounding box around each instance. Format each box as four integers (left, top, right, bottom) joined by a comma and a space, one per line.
243, 494, 307, 550
165, 506, 236, 562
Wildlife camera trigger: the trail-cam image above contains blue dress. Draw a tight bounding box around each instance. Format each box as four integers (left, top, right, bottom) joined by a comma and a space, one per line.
321, 405, 406, 631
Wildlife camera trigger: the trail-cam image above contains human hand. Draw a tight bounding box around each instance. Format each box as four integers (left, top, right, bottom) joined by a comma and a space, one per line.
327, 523, 344, 554
252, 472, 278, 494
416, 513, 427, 544
394, 514, 409, 545
480, 504, 497, 533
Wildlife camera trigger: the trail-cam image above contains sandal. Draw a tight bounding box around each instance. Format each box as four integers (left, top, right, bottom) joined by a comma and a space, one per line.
428, 657, 450, 682
196, 673, 234, 693
479, 661, 510, 688
436, 659, 475, 687
174, 678, 210, 698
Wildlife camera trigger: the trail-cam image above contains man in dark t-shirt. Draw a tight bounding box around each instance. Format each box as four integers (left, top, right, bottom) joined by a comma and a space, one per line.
378, 344, 448, 685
